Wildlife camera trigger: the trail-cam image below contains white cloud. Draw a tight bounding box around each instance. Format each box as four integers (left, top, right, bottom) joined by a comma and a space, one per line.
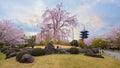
1, 0, 119, 37
70, 0, 108, 40
25, 32, 38, 36
0, 0, 47, 36
4, 0, 46, 27
13, 0, 46, 27
87, 15, 106, 30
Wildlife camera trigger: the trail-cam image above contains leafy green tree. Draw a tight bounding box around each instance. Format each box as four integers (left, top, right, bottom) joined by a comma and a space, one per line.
91, 38, 107, 49
78, 39, 86, 48
26, 35, 36, 48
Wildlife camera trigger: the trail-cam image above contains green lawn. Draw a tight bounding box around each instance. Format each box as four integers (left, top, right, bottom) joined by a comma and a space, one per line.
0, 53, 120, 68
0, 53, 5, 60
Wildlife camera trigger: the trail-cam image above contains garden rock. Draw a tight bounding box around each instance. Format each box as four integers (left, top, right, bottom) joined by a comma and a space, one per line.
44, 43, 55, 55
85, 51, 104, 58
56, 49, 70, 54
92, 48, 99, 53
20, 54, 34, 63
3, 48, 19, 54
79, 48, 87, 53
6, 52, 17, 59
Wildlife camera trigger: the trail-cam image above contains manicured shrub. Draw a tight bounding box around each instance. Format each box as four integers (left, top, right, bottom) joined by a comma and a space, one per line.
16, 51, 29, 62
2, 47, 19, 55
0, 43, 4, 50
70, 40, 78, 47
68, 47, 80, 54
1, 46, 9, 53
30, 48, 44, 56
18, 45, 26, 48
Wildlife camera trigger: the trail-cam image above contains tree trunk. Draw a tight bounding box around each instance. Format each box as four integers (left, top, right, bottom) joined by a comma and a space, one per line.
54, 31, 57, 45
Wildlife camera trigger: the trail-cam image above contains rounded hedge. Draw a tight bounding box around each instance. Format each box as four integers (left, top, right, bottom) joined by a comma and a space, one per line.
30, 48, 44, 56
69, 47, 80, 54
16, 51, 29, 62
1, 46, 9, 53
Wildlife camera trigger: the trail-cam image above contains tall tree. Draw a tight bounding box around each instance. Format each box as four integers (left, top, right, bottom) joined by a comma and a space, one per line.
0, 20, 24, 47
105, 25, 120, 49
91, 38, 107, 49
114, 33, 120, 49
27, 35, 36, 48
39, 3, 77, 44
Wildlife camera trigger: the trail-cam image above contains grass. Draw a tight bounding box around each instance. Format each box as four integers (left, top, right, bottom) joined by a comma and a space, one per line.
0, 53, 120, 68
0, 53, 5, 60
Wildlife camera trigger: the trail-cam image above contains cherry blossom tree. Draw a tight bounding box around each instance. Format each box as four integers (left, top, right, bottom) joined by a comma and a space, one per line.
38, 3, 77, 44
85, 25, 120, 48
105, 25, 120, 49
105, 25, 120, 40
0, 20, 24, 47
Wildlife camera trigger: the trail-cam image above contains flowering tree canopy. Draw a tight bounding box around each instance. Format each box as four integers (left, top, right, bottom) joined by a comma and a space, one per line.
0, 20, 24, 46
37, 3, 77, 44
85, 25, 120, 49
105, 25, 120, 41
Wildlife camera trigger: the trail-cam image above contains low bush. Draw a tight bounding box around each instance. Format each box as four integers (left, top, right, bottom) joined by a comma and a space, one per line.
1, 46, 9, 53
0, 44, 4, 50
30, 48, 44, 56
18, 45, 26, 48
16, 51, 29, 62
68, 47, 80, 54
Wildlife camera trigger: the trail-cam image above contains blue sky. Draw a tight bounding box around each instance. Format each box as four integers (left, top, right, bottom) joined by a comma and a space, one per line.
0, 0, 120, 40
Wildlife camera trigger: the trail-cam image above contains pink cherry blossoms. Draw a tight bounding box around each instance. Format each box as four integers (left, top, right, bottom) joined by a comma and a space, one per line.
36, 3, 77, 44
85, 25, 120, 46
0, 20, 24, 46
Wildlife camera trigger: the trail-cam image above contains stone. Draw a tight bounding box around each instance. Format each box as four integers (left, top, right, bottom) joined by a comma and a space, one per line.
56, 49, 70, 54
20, 54, 34, 63
44, 43, 55, 55
92, 48, 99, 53
6, 52, 17, 59
79, 48, 87, 53
84, 50, 104, 58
